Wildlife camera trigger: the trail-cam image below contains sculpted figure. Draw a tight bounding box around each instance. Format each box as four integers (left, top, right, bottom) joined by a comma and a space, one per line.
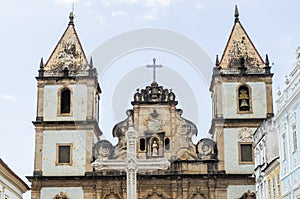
152, 140, 159, 157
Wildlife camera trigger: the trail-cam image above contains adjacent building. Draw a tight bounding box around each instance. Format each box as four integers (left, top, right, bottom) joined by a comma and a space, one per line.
0, 159, 30, 199
254, 119, 281, 199
275, 47, 300, 199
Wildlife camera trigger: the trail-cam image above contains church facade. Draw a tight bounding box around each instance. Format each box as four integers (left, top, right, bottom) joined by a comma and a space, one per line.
27, 7, 273, 199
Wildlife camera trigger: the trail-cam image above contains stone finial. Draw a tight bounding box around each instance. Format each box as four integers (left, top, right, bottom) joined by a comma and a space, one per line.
89, 57, 94, 69
234, 5, 239, 23
39, 57, 44, 69
38, 57, 45, 77
215, 54, 220, 67
69, 12, 74, 25
265, 54, 269, 66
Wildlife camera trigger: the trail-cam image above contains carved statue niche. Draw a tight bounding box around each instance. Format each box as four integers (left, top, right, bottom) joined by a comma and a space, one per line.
92, 140, 113, 160
151, 139, 159, 157
196, 138, 217, 160
112, 109, 133, 159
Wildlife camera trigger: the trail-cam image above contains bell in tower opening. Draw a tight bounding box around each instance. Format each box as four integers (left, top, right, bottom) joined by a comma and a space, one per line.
238, 85, 250, 111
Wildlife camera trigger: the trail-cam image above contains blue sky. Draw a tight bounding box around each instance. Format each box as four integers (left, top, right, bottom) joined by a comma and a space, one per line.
0, 1, 299, 198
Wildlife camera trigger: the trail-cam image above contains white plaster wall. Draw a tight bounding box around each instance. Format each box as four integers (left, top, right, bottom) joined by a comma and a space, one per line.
227, 185, 255, 199
222, 82, 267, 119
224, 128, 255, 174
41, 187, 84, 199
43, 85, 87, 121
42, 130, 87, 176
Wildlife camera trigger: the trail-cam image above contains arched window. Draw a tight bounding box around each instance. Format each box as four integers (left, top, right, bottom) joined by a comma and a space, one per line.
238, 85, 250, 112
139, 138, 146, 151
164, 138, 170, 150
61, 88, 71, 114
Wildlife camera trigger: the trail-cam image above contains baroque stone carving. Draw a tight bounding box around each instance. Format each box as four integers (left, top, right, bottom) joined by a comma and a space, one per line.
53, 192, 69, 199
132, 82, 177, 105
227, 38, 261, 69
111, 110, 133, 159
103, 192, 122, 199
188, 187, 209, 199
238, 127, 253, 142
196, 138, 217, 160
144, 109, 166, 133
141, 187, 171, 199
93, 140, 113, 160
239, 190, 256, 199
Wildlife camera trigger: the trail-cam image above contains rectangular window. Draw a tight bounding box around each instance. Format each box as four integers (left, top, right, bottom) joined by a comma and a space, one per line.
239, 143, 253, 163
268, 180, 271, 199
276, 174, 280, 196
56, 144, 72, 165
282, 134, 286, 160
272, 177, 276, 199
292, 124, 297, 152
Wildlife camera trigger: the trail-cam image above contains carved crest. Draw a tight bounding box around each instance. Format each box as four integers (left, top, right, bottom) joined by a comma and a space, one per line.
53, 192, 69, 199
197, 138, 217, 160
238, 128, 253, 142
144, 109, 165, 132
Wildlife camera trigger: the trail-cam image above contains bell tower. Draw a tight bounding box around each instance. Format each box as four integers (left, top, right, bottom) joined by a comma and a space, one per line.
29, 12, 101, 198
209, 6, 273, 175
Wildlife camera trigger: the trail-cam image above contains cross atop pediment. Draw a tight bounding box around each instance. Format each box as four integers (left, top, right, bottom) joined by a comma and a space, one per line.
147, 58, 163, 83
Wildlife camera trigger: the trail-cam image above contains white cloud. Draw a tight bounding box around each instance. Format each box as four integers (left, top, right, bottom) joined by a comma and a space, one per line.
54, 0, 80, 5
100, 0, 173, 21
145, 0, 171, 8
0, 94, 16, 102
143, 13, 157, 21
102, 0, 139, 7
195, 2, 205, 11
95, 15, 106, 24
112, 11, 126, 18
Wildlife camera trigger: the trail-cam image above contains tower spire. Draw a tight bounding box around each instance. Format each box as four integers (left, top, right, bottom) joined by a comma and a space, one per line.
265, 54, 270, 66
234, 5, 239, 23
39, 57, 44, 69
69, 12, 74, 25
89, 57, 94, 69
215, 55, 220, 67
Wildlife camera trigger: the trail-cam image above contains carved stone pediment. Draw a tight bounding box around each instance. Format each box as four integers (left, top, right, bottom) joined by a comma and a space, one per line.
44, 22, 89, 75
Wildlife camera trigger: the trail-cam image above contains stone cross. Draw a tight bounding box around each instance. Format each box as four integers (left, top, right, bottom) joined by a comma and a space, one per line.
147, 58, 163, 83
92, 127, 170, 199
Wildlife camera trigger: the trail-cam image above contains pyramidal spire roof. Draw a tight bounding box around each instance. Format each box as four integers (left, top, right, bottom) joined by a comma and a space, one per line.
219, 5, 264, 70
43, 12, 89, 75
